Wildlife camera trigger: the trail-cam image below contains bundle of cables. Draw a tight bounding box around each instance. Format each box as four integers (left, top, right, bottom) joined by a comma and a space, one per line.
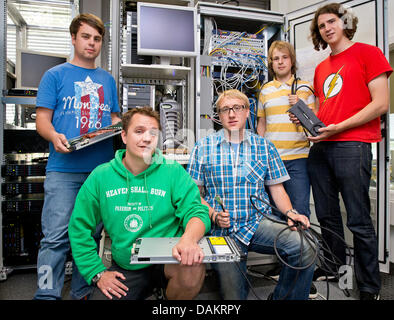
207, 27, 268, 94
229, 194, 353, 300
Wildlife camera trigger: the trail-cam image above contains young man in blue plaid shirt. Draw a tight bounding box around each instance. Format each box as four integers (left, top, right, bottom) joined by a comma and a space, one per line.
187, 89, 315, 300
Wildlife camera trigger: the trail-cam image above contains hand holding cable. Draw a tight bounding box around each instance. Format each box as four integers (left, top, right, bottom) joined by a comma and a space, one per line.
288, 94, 299, 106
285, 209, 310, 231
212, 210, 231, 228
213, 196, 231, 228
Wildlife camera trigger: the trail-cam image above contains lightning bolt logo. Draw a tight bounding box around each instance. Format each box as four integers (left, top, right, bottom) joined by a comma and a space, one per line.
323, 65, 344, 104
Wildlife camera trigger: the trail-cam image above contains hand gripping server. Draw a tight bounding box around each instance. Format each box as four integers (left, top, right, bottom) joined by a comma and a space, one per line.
287, 100, 326, 137
130, 236, 246, 264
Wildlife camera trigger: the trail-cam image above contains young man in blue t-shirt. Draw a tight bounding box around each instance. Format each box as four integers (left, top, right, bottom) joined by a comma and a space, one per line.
34, 13, 121, 300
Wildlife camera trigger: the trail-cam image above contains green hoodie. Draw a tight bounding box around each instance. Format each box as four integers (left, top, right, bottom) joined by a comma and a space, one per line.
69, 149, 210, 284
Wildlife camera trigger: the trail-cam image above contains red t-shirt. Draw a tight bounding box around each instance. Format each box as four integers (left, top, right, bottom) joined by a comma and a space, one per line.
314, 42, 392, 142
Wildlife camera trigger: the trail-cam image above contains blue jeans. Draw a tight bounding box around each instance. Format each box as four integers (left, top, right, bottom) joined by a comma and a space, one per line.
283, 158, 311, 218
308, 141, 380, 294
34, 171, 97, 300
211, 218, 315, 300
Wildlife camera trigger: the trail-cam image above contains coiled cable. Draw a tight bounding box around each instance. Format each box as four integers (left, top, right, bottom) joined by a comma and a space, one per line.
248, 194, 353, 300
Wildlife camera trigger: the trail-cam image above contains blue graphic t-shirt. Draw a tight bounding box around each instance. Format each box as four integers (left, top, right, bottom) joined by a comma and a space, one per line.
36, 62, 120, 173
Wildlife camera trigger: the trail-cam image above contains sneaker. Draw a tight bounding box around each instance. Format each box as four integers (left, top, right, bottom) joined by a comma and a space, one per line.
79, 293, 91, 300
153, 287, 167, 300
360, 291, 380, 300
267, 286, 317, 300
309, 283, 318, 299
313, 267, 337, 282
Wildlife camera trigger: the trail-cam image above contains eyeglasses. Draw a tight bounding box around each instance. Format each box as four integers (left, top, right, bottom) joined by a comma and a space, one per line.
217, 105, 246, 114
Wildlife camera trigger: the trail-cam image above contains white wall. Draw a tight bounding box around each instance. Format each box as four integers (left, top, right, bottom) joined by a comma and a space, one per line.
271, 0, 394, 47
270, 0, 321, 13
388, 0, 394, 47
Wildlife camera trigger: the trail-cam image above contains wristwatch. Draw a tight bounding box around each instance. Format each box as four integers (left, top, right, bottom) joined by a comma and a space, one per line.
91, 271, 106, 286
285, 208, 298, 215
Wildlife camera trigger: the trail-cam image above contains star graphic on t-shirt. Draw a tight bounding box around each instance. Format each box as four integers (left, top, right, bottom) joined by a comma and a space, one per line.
75, 76, 102, 97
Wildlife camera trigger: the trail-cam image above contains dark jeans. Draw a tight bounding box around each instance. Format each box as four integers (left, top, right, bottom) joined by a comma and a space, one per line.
90, 262, 166, 300
283, 158, 311, 218
266, 158, 311, 220
308, 141, 380, 294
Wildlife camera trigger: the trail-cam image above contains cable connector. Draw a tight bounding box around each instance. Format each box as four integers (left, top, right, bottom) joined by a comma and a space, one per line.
214, 195, 226, 211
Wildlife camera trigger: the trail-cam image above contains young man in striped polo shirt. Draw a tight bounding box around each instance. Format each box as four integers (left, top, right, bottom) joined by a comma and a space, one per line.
257, 40, 315, 219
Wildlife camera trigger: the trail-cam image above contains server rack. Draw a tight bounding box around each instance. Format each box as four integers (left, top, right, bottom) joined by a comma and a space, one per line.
0, 0, 49, 280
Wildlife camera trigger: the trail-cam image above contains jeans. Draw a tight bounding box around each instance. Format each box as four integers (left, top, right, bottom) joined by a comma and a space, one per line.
283, 158, 311, 218
211, 217, 315, 300
308, 141, 380, 294
266, 158, 311, 220
34, 171, 99, 300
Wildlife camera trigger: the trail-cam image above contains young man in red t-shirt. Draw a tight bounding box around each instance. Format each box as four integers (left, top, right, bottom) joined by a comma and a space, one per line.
307, 3, 392, 300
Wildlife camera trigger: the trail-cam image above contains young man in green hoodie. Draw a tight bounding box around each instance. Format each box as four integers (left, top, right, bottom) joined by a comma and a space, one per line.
68, 107, 211, 300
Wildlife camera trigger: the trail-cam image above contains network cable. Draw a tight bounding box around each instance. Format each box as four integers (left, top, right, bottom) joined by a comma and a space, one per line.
291, 76, 315, 95
248, 194, 353, 300
290, 76, 316, 139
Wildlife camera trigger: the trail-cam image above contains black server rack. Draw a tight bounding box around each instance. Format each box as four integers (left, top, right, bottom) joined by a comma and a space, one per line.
1, 131, 47, 268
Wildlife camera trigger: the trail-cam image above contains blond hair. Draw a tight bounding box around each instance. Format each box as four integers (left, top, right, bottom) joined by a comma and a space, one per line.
268, 40, 297, 77
216, 89, 250, 109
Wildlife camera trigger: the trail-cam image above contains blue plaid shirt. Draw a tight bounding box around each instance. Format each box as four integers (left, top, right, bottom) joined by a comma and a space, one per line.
187, 129, 289, 246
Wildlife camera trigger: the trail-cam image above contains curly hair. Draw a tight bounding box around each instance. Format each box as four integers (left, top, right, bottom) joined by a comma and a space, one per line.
268, 40, 297, 77
310, 3, 358, 51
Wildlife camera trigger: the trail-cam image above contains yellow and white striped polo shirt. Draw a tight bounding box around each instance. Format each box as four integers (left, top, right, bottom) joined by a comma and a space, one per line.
257, 76, 315, 160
